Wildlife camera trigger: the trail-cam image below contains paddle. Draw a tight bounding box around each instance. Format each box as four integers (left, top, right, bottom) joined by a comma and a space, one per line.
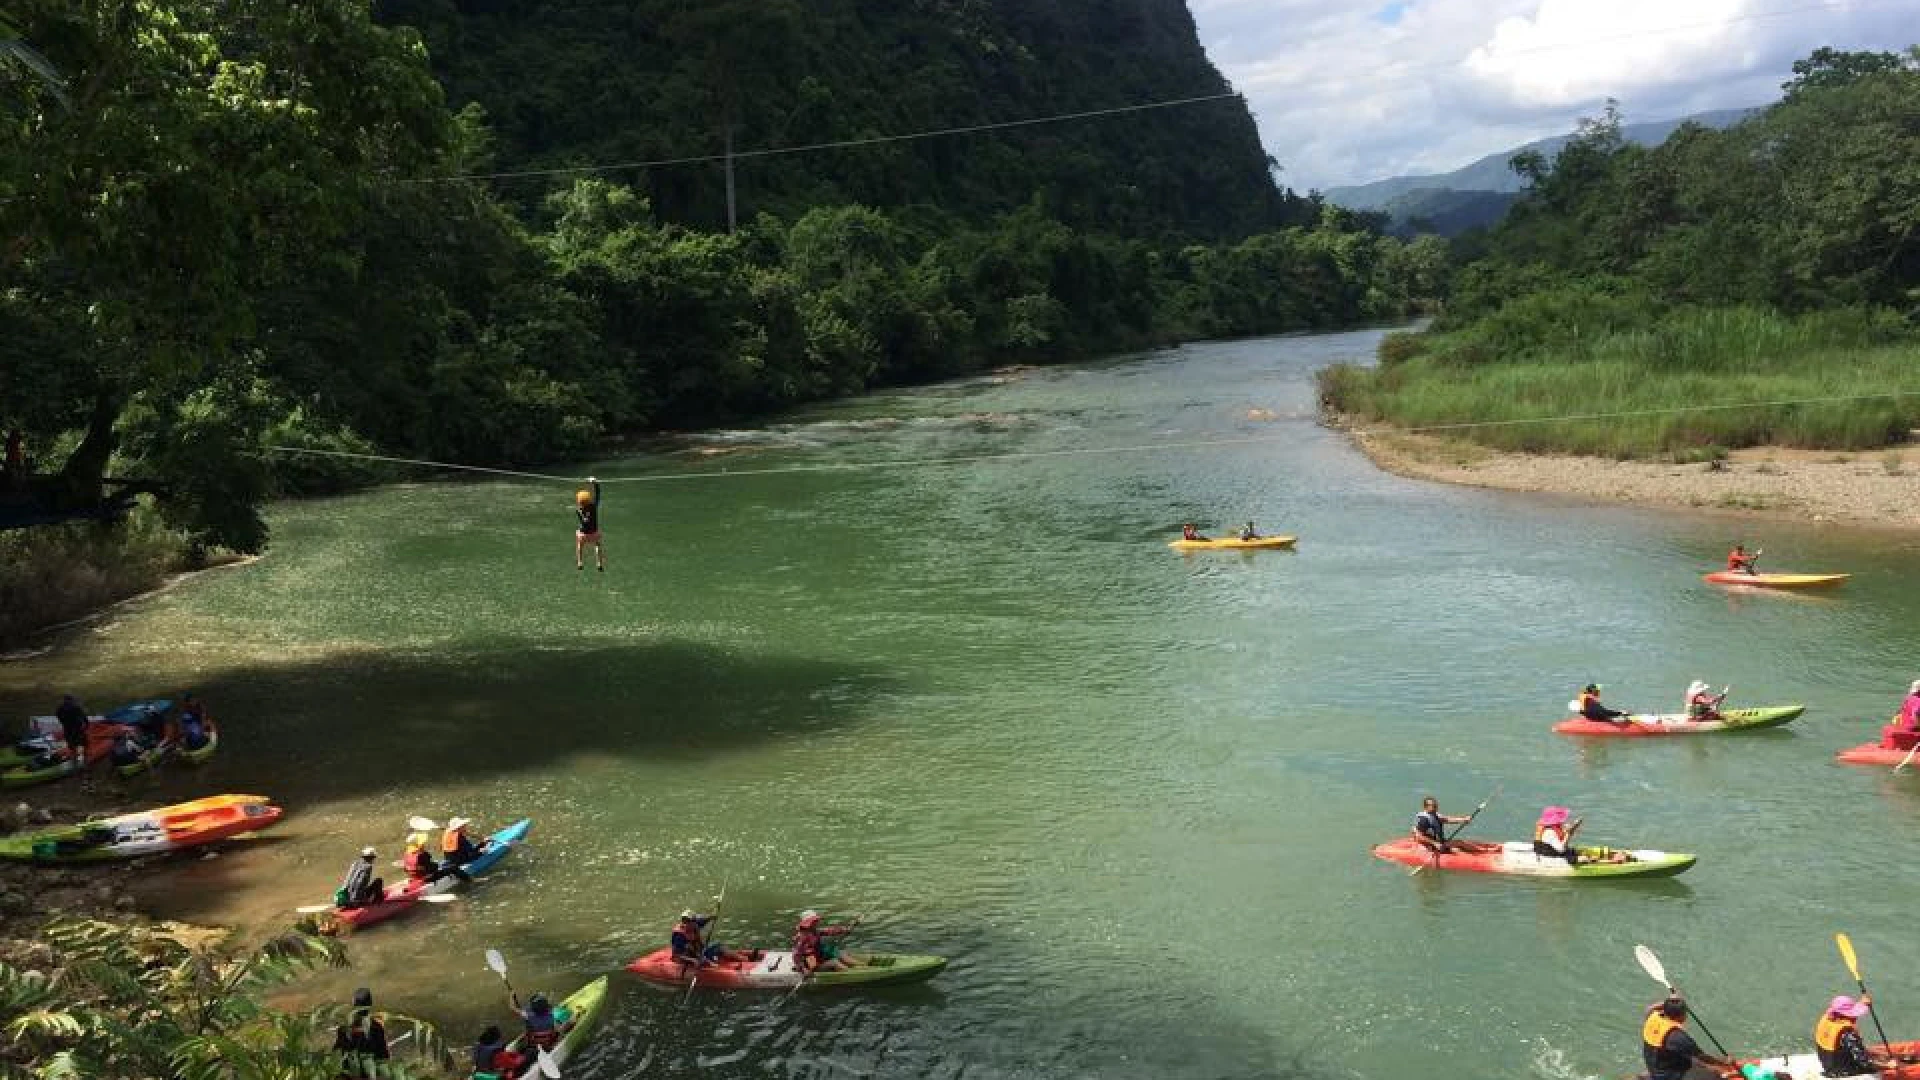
1412, 786, 1499, 876
486, 947, 517, 1000
536, 1048, 562, 1079
1836, 932, 1900, 1062
682, 880, 728, 1006
1634, 944, 1730, 1057
294, 893, 457, 915
1894, 729, 1920, 774
408, 816, 439, 833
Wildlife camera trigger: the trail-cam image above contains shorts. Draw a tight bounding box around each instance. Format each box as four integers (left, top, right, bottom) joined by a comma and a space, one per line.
576, 530, 602, 543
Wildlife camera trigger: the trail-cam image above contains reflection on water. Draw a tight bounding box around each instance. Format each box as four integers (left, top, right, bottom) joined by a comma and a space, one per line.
4, 328, 1920, 1078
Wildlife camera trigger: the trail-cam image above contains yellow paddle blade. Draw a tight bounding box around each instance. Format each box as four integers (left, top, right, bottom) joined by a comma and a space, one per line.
1838, 932, 1862, 981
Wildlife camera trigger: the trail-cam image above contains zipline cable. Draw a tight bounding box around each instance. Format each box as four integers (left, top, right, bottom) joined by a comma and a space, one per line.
264, 386, 1920, 485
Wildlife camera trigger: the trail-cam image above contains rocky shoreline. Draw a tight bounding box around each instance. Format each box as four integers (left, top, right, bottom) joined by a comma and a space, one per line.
1341, 423, 1920, 531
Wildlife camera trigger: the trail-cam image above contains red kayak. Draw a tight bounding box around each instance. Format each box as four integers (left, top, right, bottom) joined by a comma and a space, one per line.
1838, 738, 1920, 768
625, 947, 947, 990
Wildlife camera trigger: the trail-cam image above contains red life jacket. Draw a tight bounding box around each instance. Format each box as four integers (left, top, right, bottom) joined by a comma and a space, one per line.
793, 928, 825, 965
403, 848, 432, 880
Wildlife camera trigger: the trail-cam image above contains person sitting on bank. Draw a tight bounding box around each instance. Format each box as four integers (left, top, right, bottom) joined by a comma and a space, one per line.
339, 847, 385, 908
402, 832, 441, 882
1815, 995, 1891, 1077
334, 987, 389, 1079
1642, 996, 1734, 1080
1412, 796, 1468, 855
1685, 681, 1726, 722
1727, 544, 1761, 575
792, 910, 857, 974
54, 694, 88, 758
1181, 523, 1208, 542
1577, 683, 1628, 723
1239, 521, 1259, 541
471, 1024, 524, 1080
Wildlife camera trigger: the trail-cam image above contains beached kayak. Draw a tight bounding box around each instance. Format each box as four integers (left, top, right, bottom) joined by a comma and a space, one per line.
1703, 571, 1850, 588
1371, 838, 1696, 878
0, 794, 282, 862
1553, 705, 1805, 736
114, 736, 177, 777
494, 976, 610, 1080
319, 818, 532, 934
0, 750, 83, 789
3, 699, 169, 766
626, 947, 948, 990
1168, 535, 1297, 551
1734, 1036, 1920, 1079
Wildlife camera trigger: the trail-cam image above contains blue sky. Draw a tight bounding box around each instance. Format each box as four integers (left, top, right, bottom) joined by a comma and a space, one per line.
1186, 0, 1920, 190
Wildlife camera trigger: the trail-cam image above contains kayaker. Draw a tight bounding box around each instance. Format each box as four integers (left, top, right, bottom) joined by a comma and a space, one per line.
792, 910, 858, 974
575, 477, 604, 572
1532, 806, 1581, 865
53, 694, 88, 757
1815, 995, 1890, 1076
1411, 797, 1468, 854
1182, 523, 1208, 542
1727, 544, 1761, 575
1577, 683, 1628, 723
333, 988, 389, 1078
471, 1024, 525, 1080
1239, 521, 1259, 541
442, 817, 484, 867
402, 832, 441, 882
339, 847, 385, 908
1642, 996, 1734, 1080
1685, 681, 1726, 722
1899, 680, 1920, 733
671, 909, 753, 966
510, 990, 569, 1053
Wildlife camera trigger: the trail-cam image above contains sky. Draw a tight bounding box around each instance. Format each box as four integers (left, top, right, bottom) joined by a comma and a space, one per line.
1186, 0, 1920, 191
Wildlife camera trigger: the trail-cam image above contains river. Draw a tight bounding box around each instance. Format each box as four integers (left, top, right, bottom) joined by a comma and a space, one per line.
5, 327, 1920, 1079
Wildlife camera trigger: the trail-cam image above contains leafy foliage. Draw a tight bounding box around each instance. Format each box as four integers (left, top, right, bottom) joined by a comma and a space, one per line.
0, 919, 443, 1080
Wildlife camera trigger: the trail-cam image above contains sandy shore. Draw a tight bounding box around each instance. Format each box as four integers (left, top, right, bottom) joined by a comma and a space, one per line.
1342, 424, 1920, 530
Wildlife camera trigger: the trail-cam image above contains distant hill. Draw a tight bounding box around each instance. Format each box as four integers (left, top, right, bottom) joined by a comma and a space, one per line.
1325, 107, 1759, 232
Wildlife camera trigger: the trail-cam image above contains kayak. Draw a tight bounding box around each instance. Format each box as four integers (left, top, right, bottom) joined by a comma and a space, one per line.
1735, 1036, 1920, 1079
1371, 837, 1696, 879
625, 947, 948, 990
4, 700, 171, 766
1169, 535, 1297, 551
114, 736, 177, 777
0, 751, 83, 789
1553, 705, 1805, 736
179, 723, 219, 765
1703, 571, 1850, 588
0, 794, 282, 862
498, 976, 610, 1080
1838, 739, 1920, 767
319, 818, 532, 934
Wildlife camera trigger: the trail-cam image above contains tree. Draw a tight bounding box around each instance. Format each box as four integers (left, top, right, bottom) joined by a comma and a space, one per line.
1783, 46, 1910, 99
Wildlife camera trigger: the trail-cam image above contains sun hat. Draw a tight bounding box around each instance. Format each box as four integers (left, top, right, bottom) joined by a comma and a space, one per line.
680, 909, 696, 920
1829, 996, 1870, 1018
1538, 806, 1570, 826
1687, 680, 1710, 697
448, 817, 471, 831
1909, 679, 1920, 695
360, 846, 377, 857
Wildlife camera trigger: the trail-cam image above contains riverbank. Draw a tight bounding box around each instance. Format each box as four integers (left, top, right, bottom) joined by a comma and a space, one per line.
1342, 421, 1920, 530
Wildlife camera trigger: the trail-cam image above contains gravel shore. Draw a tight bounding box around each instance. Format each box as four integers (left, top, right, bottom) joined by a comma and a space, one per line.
1344, 426, 1920, 530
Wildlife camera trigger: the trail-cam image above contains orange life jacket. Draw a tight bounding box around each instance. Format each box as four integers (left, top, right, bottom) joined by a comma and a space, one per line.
1815, 1013, 1855, 1053
1579, 692, 1600, 711
442, 828, 464, 856
1643, 1010, 1682, 1050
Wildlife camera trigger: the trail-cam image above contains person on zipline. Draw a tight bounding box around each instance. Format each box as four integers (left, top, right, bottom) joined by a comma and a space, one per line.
575, 478, 604, 572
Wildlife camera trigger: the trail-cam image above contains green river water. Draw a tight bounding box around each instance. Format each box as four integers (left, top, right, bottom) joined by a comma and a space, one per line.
6, 327, 1920, 1079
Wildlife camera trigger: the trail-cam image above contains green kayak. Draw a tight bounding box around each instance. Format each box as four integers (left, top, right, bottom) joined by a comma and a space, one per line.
497, 976, 609, 1079
0, 754, 82, 789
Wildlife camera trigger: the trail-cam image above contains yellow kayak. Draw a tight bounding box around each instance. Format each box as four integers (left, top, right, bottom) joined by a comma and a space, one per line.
1702, 571, 1849, 588
1169, 535, 1296, 551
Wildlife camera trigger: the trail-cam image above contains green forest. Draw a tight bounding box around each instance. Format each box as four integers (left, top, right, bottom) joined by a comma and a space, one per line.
1323, 46, 1920, 458
0, 0, 1442, 578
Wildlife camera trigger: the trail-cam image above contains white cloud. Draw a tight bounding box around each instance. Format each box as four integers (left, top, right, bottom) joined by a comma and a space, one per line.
1189, 0, 1920, 191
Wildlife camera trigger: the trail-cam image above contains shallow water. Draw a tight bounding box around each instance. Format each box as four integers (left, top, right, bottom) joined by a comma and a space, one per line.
6, 328, 1920, 1079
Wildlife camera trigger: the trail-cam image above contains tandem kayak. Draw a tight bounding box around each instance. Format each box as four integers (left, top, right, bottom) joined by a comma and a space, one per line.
1553, 705, 1805, 736
497, 976, 610, 1080
1371, 838, 1696, 879
1169, 535, 1297, 551
1735, 1036, 1920, 1079
1703, 571, 1850, 588
626, 947, 948, 991
0, 794, 282, 862
318, 818, 532, 934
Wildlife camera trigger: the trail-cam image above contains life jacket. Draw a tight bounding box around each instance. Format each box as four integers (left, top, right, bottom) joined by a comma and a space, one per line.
442, 828, 466, 856
403, 848, 433, 880
1533, 823, 1568, 851
673, 919, 705, 958
793, 928, 825, 965
523, 1011, 558, 1049
1579, 691, 1600, 711
1815, 1013, 1855, 1053
1728, 550, 1750, 570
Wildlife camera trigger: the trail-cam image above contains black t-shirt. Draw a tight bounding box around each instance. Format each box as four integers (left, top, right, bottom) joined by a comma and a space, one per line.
1643, 1025, 1699, 1080
576, 482, 601, 533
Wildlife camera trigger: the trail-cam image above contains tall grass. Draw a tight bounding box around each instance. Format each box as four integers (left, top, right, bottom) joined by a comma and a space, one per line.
0, 510, 194, 646
1322, 303, 1920, 457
